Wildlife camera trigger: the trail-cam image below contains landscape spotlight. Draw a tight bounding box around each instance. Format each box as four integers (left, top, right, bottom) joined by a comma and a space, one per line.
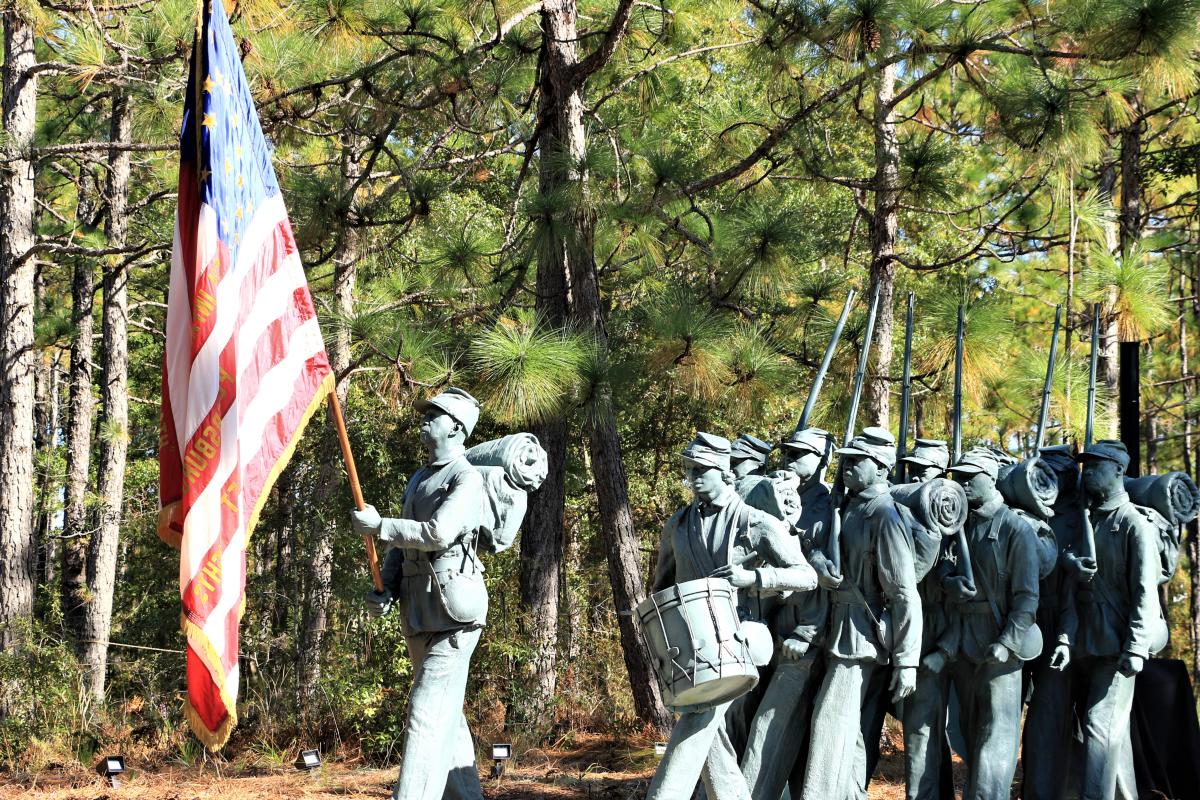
654, 742, 668, 757
96, 755, 125, 788
294, 749, 321, 771
490, 743, 512, 778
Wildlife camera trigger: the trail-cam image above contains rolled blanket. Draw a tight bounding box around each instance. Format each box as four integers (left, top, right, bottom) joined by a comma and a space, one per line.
466, 433, 548, 492
997, 458, 1058, 521
1125, 472, 1200, 526
890, 478, 968, 538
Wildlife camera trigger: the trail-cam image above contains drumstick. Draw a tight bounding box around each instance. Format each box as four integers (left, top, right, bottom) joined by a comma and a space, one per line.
710, 550, 759, 576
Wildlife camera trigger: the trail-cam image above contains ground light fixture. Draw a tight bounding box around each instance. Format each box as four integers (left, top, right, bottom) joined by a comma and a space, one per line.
96, 755, 125, 788
294, 749, 322, 771
490, 743, 512, 778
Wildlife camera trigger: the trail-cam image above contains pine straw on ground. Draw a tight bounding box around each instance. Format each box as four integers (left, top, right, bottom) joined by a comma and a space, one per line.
0, 731, 928, 799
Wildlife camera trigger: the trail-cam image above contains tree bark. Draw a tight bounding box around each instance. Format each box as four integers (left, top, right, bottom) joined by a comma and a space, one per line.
61, 253, 95, 645
1097, 161, 1121, 430
864, 61, 899, 430
537, 0, 671, 731
0, 9, 40, 650
79, 92, 133, 699
298, 138, 359, 713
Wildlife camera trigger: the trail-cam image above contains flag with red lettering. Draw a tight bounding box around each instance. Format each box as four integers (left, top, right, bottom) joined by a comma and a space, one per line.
159, 0, 333, 750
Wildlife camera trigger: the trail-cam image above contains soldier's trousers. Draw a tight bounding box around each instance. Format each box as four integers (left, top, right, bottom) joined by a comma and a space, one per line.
394, 627, 483, 800
741, 652, 823, 800
801, 656, 880, 800
1022, 651, 1075, 800
647, 699, 749, 800
900, 663, 954, 800
1076, 656, 1138, 800
950, 658, 1023, 800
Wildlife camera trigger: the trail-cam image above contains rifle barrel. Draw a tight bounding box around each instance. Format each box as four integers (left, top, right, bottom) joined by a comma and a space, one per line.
798, 289, 857, 432
952, 304, 965, 463
896, 291, 915, 482
1035, 305, 1063, 452
1086, 302, 1100, 447
844, 284, 881, 445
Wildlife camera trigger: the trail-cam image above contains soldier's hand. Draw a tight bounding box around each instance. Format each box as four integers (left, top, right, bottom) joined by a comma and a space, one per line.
364, 589, 393, 618
1063, 552, 1097, 583
712, 563, 757, 589
921, 650, 947, 675
781, 638, 810, 662
890, 666, 917, 702
943, 575, 977, 600
987, 643, 1011, 664
813, 559, 842, 590
351, 504, 383, 536
1118, 653, 1145, 677
1049, 644, 1071, 671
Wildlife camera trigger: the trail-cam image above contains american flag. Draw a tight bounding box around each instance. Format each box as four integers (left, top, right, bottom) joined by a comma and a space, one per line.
159, 0, 334, 749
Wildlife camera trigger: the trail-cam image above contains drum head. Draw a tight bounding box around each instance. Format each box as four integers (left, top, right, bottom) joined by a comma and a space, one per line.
671, 673, 758, 709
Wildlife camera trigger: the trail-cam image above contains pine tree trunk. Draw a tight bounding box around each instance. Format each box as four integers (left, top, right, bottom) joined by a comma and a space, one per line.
864, 61, 899, 430
79, 93, 133, 699
1097, 160, 1121, 432
1118, 118, 1143, 468
61, 254, 95, 646
538, 0, 671, 731
35, 349, 60, 592
298, 140, 359, 712
0, 9, 40, 651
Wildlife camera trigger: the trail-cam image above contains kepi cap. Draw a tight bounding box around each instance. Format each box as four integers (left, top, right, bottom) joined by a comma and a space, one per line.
835, 426, 897, 469
682, 432, 733, 471
1076, 439, 1130, 470
414, 387, 481, 437
900, 438, 949, 471
951, 448, 1001, 480
730, 433, 775, 465
1038, 444, 1077, 472
781, 427, 831, 455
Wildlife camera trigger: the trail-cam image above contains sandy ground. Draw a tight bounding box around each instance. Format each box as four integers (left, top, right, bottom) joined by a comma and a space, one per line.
0, 732, 924, 799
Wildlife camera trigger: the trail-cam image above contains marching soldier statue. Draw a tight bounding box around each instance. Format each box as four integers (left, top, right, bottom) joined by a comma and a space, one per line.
1059, 440, 1166, 800
350, 388, 488, 800
741, 427, 834, 800
801, 427, 921, 800
1022, 444, 1083, 800
730, 433, 775, 497
943, 449, 1041, 800
647, 433, 817, 800
896, 438, 956, 800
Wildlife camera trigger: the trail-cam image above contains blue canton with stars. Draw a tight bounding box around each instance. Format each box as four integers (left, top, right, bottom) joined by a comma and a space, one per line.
181, 0, 283, 272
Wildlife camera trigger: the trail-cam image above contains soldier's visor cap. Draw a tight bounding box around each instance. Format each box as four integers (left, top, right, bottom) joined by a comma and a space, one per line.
834, 426, 896, 469
781, 427, 831, 455
1076, 440, 1130, 469
900, 438, 949, 470
681, 432, 732, 471
950, 448, 1000, 479
414, 387, 481, 437
1038, 444, 1077, 471
730, 433, 775, 464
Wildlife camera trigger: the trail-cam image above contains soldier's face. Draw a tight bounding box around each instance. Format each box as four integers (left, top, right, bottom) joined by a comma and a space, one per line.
842, 455, 878, 491
786, 450, 822, 481
684, 463, 727, 502
731, 458, 758, 479
1081, 459, 1122, 495
954, 471, 994, 507
912, 464, 943, 483
419, 408, 457, 445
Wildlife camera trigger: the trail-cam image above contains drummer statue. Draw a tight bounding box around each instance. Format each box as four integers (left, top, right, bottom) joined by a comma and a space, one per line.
350, 388, 488, 800
647, 432, 817, 800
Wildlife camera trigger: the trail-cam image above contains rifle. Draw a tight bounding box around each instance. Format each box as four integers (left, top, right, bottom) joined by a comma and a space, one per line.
951, 304, 975, 591
1079, 302, 1101, 570
797, 290, 857, 433
1035, 305, 1063, 451
896, 291, 915, 484
827, 284, 881, 576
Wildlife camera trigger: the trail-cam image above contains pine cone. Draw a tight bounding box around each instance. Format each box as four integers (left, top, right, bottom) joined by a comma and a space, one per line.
861, 19, 881, 53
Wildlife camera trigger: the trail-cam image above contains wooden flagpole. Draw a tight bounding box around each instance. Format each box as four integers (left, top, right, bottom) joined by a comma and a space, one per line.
328, 391, 383, 592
